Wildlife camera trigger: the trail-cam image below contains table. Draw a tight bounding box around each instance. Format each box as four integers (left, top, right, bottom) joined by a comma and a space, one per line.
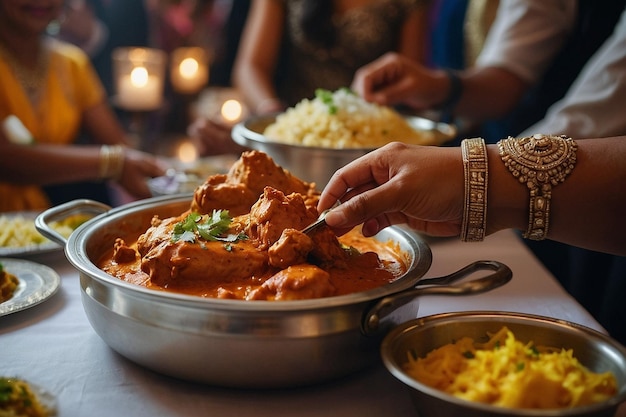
0, 229, 618, 417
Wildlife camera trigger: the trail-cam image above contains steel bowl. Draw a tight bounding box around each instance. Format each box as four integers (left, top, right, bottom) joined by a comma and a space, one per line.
381, 311, 626, 417
231, 114, 457, 188
36, 197, 510, 388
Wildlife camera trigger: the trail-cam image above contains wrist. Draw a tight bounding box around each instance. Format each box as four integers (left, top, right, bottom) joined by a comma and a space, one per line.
485, 144, 530, 235
255, 98, 285, 115
435, 69, 463, 118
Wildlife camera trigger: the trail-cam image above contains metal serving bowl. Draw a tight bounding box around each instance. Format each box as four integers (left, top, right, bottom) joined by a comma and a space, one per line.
231, 114, 457, 188
381, 311, 626, 417
36, 197, 510, 388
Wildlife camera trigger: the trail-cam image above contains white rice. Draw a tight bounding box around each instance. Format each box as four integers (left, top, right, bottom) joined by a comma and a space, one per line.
263, 89, 435, 149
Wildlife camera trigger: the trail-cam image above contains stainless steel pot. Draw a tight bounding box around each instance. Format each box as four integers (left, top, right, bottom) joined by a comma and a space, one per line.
231, 114, 457, 188
37, 196, 511, 388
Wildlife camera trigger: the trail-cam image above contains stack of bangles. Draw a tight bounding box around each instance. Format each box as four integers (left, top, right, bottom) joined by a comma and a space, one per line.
460, 134, 578, 242
99, 144, 125, 181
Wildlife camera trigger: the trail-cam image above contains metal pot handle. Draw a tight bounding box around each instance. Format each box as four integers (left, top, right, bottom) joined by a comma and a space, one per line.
362, 260, 512, 335
35, 199, 111, 246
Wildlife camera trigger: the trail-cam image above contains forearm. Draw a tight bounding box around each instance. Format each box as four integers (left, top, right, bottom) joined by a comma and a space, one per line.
233, 64, 283, 114
0, 144, 102, 185
452, 67, 528, 121
487, 137, 626, 255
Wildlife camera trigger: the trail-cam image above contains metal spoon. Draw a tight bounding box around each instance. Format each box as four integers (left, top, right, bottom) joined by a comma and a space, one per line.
301, 209, 331, 235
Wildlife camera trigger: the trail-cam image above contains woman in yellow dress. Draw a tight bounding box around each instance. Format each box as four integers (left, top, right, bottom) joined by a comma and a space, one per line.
0, 0, 165, 212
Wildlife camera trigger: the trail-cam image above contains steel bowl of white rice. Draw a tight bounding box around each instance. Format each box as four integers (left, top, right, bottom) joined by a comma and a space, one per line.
232, 89, 456, 189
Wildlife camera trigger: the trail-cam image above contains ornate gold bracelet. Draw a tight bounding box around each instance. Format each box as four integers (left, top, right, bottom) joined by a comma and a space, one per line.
497, 134, 578, 240
461, 137, 488, 242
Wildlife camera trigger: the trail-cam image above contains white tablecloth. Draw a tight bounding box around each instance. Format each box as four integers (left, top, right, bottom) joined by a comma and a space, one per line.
0, 230, 613, 417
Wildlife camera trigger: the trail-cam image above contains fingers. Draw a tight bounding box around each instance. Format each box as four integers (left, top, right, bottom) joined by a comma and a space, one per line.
324, 180, 405, 231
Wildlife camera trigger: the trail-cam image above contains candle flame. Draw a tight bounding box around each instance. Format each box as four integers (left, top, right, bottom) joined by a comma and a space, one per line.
221, 99, 243, 122
179, 57, 199, 79
177, 140, 198, 163
130, 66, 149, 88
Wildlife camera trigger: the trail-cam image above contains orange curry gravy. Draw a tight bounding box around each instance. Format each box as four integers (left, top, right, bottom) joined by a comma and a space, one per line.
97, 228, 407, 300
96, 151, 409, 301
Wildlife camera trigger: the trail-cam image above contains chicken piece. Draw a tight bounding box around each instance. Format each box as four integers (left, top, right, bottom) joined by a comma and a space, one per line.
112, 238, 137, 264
191, 176, 259, 216
137, 211, 268, 289
247, 264, 336, 300
190, 151, 319, 216
142, 238, 268, 289
246, 187, 318, 249
308, 227, 351, 269
136, 215, 182, 257
268, 228, 314, 269
227, 150, 316, 199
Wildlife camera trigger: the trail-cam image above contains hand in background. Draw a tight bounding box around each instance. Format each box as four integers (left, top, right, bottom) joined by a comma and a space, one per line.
117, 148, 167, 199
351, 52, 447, 111
187, 117, 247, 156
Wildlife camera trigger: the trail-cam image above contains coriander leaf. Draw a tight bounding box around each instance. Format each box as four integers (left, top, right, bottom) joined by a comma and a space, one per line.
171, 210, 248, 244
315, 88, 338, 114
178, 230, 197, 243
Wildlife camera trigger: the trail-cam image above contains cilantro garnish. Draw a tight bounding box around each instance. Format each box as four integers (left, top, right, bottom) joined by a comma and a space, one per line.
171, 210, 247, 244
314, 88, 358, 115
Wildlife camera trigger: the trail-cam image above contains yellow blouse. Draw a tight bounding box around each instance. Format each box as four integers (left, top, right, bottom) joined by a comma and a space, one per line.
0, 38, 105, 212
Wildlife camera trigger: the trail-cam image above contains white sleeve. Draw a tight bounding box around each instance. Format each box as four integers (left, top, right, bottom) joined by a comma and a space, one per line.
521, 8, 626, 138
475, 0, 577, 84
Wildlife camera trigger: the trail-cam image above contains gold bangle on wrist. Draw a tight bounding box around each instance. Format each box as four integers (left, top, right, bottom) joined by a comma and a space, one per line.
497, 134, 577, 241
461, 137, 488, 242
99, 145, 125, 181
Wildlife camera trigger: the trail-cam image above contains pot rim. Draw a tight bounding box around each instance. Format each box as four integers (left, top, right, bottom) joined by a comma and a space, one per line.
65, 194, 433, 312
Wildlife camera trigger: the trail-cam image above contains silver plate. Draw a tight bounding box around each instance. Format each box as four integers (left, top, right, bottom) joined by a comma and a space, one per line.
0, 258, 61, 316
0, 212, 62, 257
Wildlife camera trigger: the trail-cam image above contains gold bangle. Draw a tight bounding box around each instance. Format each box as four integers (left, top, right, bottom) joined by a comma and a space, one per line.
461, 137, 488, 242
99, 145, 125, 181
498, 134, 577, 240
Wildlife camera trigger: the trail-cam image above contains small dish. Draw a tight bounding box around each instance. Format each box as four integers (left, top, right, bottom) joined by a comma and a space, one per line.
0, 212, 62, 257
0, 258, 61, 317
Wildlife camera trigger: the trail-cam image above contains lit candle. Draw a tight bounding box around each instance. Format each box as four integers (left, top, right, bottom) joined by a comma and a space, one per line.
176, 140, 198, 163
220, 99, 244, 124
171, 47, 209, 94
113, 47, 166, 111
116, 66, 163, 111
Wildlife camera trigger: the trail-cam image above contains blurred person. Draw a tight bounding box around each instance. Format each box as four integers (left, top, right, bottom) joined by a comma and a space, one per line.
188, 0, 432, 156
337, 2, 626, 344
352, 0, 626, 143
0, 0, 165, 212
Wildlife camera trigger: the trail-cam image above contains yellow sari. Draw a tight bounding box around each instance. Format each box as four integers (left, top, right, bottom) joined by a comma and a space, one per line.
0, 38, 105, 212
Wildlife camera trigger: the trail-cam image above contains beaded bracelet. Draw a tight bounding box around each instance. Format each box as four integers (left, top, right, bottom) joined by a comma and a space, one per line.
497, 134, 577, 240
460, 137, 488, 242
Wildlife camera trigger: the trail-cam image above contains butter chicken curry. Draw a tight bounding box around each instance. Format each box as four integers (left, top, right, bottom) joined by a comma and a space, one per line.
98, 151, 407, 300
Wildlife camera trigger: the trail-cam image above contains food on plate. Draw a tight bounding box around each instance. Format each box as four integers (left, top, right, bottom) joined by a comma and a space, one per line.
99, 151, 407, 300
263, 88, 436, 148
0, 214, 91, 248
0, 262, 19, 304
403, 326, 617, 409
0, 377, 55, 417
